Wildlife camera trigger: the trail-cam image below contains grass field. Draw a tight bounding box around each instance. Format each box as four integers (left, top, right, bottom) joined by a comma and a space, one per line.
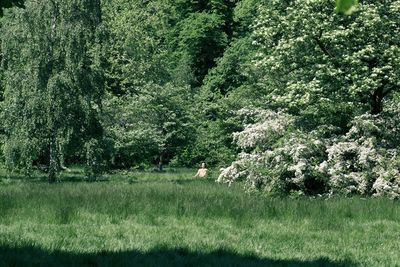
0, 168, 399, 266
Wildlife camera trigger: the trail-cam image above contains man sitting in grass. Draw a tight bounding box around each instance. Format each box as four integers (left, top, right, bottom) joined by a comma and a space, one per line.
195, 163, 208, 178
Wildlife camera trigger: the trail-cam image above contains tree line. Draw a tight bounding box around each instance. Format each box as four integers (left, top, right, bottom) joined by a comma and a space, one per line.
0, 0, 399, 197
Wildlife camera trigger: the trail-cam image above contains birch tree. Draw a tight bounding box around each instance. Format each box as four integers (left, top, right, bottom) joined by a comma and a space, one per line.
1, 0, 104, 182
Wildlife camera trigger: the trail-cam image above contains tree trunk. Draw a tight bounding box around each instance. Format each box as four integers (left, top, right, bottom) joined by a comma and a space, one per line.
370, 89, 383, 115
48, 0, 59, 184
48, 135, 59, 183
158, 153, 163, 172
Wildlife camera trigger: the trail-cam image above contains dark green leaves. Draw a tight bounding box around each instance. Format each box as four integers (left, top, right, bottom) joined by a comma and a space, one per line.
0, 0, 24, 16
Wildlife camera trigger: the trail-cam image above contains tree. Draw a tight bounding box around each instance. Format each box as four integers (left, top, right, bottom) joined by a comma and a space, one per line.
1, 0, 104, 182
101, 0, 178, 96
103, 83, 194, 170
176, 12, 228, 87
100, 0, 197, 169
219, 0, 400, 197
182, 0, 261, 167
201, 0, 263, 99
252, 0, 400, 129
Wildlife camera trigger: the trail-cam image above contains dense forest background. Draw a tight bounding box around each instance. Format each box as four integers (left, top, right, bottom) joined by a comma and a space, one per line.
0, 0, 257, 172
0, 0, 399, 197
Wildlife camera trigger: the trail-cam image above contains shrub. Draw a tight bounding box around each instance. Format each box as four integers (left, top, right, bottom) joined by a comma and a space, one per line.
218, 109, 329, 195
219, 105, 400, 199
321, 109, 400, 198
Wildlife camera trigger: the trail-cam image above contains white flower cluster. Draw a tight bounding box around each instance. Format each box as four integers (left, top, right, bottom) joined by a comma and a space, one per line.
217, 157, 249, 185
373, 174, 400, 199
233, 109, 294, 150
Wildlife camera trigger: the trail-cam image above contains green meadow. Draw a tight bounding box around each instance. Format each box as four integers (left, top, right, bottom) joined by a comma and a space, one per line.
0, 168, 399, 267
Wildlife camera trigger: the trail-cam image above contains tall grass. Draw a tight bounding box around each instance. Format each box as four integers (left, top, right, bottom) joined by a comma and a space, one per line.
0, 169, 399, 266
1, 181, 399, 225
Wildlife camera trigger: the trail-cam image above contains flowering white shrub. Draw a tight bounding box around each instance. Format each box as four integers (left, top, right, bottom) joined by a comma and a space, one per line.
219, 105, 400, 199
321, 110, 400, 198
372, 154, 400, 199
218, 109, 329, 195
321, 138, 381, 195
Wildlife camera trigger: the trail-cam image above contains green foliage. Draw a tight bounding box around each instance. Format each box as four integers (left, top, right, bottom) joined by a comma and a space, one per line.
232, 0, 262, 39
102, 0, 177, 95
175, 118, 237, 167
187, 0, 261, 167
203, 37, 253, 96
0, 0, 24, 16
336, 0, 358, 15
103, 84, 195, 169
84, 138, 109, 181
177, 12, 228, 86
1, 0, 104, 181
100, 0, 241, 168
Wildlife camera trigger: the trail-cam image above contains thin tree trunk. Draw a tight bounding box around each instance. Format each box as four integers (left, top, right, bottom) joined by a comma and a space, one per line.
370, 88, 383, 115
48, 135, 59, 183
59, 142, 66, 170
48, 0, 59, 183
158, 153, 163, 172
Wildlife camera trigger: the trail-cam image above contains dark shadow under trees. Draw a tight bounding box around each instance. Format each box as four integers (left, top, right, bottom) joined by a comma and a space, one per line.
0, 245, 358, 267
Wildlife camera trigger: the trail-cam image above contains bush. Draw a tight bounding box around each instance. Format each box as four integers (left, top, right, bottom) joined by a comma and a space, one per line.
218, 109, 329, 195
219, 106, 400, 199
321, 109, 400, 198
